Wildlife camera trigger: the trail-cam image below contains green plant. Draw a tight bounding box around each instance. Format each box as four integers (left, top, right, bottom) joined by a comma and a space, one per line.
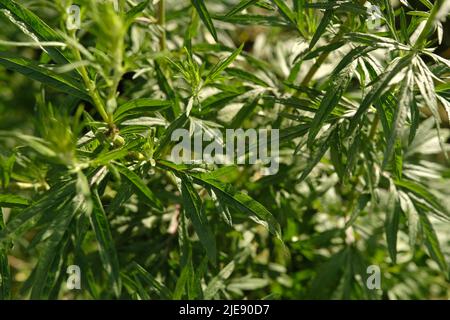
0, 0, 449, 300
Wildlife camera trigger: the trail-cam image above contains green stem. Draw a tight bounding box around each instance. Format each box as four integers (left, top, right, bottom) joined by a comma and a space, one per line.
300, 31, 342, 86
107, 33, 125, 125
158, 0, 166, 51
414, 0, 445, 49
72, 45, 110, 125
368, 113, 379, 140
301, 0, 367, 86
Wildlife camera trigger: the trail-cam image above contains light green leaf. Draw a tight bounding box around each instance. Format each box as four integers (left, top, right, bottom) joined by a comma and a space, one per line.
204, 260, 235, 299
173, 261, 191, 300
0, 194, 31, 208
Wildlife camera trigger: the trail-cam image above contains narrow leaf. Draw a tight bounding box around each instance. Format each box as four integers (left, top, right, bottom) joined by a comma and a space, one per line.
0, 53, 89, 101
90, 188, 121, 297
180, 175, 217, 263
115, 163, 163, 210
191, 0, 218, 41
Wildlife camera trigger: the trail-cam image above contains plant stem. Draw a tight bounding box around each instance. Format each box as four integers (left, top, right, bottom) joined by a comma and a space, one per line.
301, 0, 367, 86
369, 113, 379, 140
107, 30, 125, 126
414, 0, 445, 49
71, 37, 112, 128
300, 31, 343, 86
158, 0, 166, 51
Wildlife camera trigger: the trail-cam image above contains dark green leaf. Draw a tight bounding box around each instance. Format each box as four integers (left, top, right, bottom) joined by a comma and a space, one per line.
191, 0, 218, 41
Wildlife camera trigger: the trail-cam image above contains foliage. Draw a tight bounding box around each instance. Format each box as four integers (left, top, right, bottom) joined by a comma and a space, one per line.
0, 0, 449, 299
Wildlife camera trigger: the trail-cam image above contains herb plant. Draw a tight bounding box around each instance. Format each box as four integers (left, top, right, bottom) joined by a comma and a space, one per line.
0, 0, 449, 299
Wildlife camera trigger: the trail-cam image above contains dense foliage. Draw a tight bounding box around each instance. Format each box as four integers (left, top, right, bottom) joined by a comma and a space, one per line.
0, 0, 449, 299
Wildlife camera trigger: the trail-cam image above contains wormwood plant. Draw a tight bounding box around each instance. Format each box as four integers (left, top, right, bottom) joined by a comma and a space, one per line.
0, 0, 449, 299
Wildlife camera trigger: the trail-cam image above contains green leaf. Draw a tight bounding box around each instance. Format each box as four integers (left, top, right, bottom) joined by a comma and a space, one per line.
30, 198, 80, 299
348, 54, 413, 134
230, 95, 260, 128
226, 67, 269, 87
199, 90, 245, 114
225, 0, 258, 17
345, 193, 371, 228
399, 191, 420, 251
279, 124, 310, 143
155, 61, 181, 119
0, 182, 76, 248
180, 175, 217, 263
0, 153, 15, 189
125, 0, 149, 24
214, 14, 287, 26
309, 9, 333, 50
329, 128, 345, 179
383, 67, 414, 169
188, 256, 206, 299
91, 148, 130, 167
382, 0, 400, 40
385, 200, 400, 264
196, 176, 281, 240
345, 33, 409, 50
0, 194, 31, 208
0, 248, 10, 299
0, 53, 89, 101
307, 66, 353, 146
158, 161, 281, 240
0, 0, 71, 65
173, 261, 191, 299
154, 113, 189, 158
0, 209, 10, 299
114, 163, 163, 210
90, 188, 121, 297
205, 43, 244, 85
395, 179, 449, 220
0, 131, 58, 158
413, 56, 447, 159
131, 262, 172, 299
300, 126, 335, 181
331, 45, 375, 79
114, 99, 171, 122
191, 0, 218, 41
420, 213, 448, 276
302, 41, 346, 61
204, 260, 235, 299
309, 249, 347, 299
271, 0, 296, 26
